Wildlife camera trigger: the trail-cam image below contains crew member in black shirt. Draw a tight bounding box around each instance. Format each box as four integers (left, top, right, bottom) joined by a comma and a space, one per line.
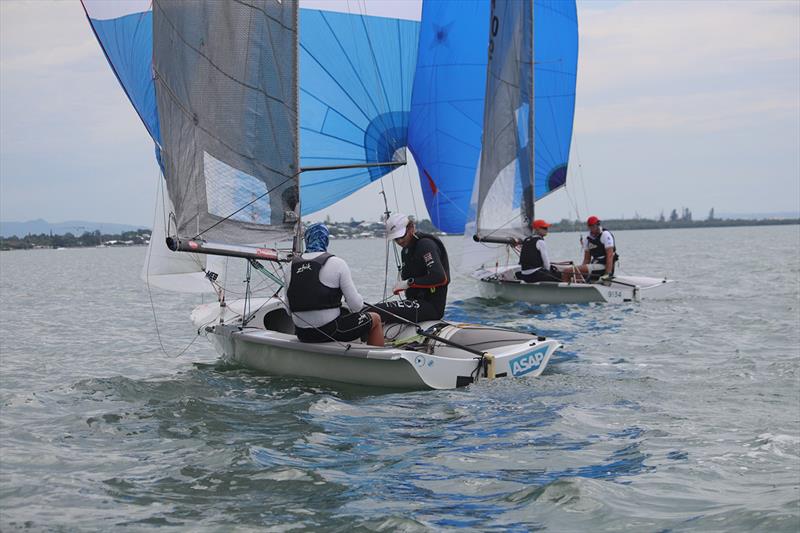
374, 214, 450, 323
515, 219, 562, 283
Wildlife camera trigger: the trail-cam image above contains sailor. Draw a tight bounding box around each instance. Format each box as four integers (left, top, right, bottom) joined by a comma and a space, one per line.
285, 223, 384, 346
566, 215, 618, 282
373, 214, 450, 323
515, 219, 561, 283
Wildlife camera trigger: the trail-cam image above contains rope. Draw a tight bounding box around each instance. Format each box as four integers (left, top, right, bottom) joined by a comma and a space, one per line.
271, 293, 356, 350
222, 253, 360, 349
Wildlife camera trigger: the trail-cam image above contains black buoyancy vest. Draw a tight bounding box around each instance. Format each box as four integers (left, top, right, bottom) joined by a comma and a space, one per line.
587, 229, 618, 264
286, 253, 343, 312
401, 233, 450, 283
519, 235, 544, 270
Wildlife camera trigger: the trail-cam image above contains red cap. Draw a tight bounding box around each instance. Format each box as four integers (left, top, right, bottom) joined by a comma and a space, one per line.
586, 215, 600, 226
532, 219, 551, 229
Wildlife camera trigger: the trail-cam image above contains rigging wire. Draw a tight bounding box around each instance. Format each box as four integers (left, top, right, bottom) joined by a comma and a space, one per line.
564, 137, 591, 255
145, 169, 210, 359
571, 138, 590, 218
228, 264, 357, 350
191, 170, 300, 240
478, 211, 523, 239
378, 186, 392, 300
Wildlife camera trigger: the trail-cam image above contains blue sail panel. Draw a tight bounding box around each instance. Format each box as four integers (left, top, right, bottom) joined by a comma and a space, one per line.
299, 9, 420, 215
534, 0, 578, 200
81, 2, 160, 146
84, 3, 421, 216
408, 0, 489, 233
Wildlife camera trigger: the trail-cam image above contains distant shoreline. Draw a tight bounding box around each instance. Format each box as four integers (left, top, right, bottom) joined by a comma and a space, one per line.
0, 229, 150, 251
1, 218, 797, 251
546, 217, 800, 233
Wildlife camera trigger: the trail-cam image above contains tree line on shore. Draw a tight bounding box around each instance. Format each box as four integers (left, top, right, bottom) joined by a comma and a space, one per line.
0, 229, 150, 251
2, 214, 796, 251
546, 213, 799, 233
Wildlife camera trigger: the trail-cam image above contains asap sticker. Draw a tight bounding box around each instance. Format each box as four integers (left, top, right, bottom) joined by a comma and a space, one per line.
509, 346, 548, 377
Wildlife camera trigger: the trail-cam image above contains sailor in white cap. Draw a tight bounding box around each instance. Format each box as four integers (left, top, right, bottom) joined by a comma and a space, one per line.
373, 214, 450, 323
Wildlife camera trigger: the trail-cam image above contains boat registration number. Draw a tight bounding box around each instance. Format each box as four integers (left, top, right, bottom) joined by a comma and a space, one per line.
603, 289, 625, 303
509, 346, 548, 377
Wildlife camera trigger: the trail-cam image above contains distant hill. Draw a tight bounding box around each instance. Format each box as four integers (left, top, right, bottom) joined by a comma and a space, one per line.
0, 219, 148, 238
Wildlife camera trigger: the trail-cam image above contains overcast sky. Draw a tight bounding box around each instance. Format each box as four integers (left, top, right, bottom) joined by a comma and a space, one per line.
1, 0, 798, 227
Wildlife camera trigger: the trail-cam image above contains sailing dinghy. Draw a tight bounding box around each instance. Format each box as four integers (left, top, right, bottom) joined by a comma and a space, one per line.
472, 263, 674, 304
83, 0, 561, 389
465, 0, 672, 304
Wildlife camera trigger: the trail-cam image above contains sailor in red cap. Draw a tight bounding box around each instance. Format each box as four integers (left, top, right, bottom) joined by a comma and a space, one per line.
514, 219, 562, 283
566, 216, 618, 282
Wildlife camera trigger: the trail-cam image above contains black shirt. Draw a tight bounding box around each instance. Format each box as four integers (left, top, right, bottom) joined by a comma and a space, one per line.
401, 233, 449, 312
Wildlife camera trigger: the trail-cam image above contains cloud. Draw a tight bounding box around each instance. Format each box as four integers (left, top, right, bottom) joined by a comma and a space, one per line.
574, 0, 800, 135
577, 88, 799, 134
2, 39, 99, 71
580, 1, 800, 91
1, 0, 798, 224
1, 1, 100, 69
0, 1, 156, 225
1, 1, 151, 151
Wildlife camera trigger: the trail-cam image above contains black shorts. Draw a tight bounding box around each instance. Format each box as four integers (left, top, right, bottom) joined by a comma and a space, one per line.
372, 299, 444, 324
295, 311, 372, 343
515, 267, 561, 283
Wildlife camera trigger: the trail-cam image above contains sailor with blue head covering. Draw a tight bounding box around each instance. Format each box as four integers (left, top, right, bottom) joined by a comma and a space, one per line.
285, 223, 384, 346
303, 222, 329, 252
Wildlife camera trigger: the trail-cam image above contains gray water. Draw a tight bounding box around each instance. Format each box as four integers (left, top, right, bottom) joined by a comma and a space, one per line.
1, 226, 798, 531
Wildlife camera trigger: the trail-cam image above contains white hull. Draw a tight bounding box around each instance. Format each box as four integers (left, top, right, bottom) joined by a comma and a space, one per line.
473, 265, 674, 304
192, 298, 560, 390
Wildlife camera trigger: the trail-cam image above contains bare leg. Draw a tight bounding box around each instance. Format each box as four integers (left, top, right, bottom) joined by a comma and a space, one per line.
563, 264, 586, 283
576, 266, 588, 283
367, 312, 384, 347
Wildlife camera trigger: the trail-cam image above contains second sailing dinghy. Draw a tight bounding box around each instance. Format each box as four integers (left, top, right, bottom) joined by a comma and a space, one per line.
464, 0, 672, 304
83, 0, 561, 389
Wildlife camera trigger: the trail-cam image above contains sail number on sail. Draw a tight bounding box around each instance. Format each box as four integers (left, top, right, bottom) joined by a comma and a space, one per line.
488, 0, 499, 61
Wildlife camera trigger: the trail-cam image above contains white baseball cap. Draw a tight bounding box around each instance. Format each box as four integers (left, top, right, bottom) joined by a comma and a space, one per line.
385, 213, 410, 240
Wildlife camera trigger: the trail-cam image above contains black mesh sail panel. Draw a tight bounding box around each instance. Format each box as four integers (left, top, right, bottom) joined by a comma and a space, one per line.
153, 0, 299, 246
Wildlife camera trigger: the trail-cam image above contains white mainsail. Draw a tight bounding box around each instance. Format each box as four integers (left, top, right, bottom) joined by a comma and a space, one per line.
474, 0, 534, 242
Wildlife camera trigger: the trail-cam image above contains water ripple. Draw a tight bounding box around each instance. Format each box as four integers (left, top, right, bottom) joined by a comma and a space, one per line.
1, 229, 799, 530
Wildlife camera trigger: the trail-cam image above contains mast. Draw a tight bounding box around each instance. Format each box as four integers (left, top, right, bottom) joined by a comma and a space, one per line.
529, 0, 535, 235
292, 0, 302, 255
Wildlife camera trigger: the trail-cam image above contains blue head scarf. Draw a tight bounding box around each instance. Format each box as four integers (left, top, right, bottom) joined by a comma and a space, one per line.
304, 223, 330, 253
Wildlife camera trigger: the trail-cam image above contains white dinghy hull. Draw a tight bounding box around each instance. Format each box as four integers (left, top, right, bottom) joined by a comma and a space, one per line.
473, 265, 674, 305
193, 298, 560, 390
